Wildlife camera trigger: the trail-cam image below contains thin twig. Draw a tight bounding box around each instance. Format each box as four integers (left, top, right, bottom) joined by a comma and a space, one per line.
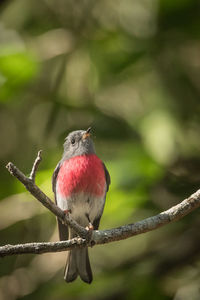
2, 151, 200, 258
29, 150, 42, 182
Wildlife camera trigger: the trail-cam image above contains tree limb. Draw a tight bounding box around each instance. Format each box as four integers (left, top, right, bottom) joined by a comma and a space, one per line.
0, 239, 87, 257
1, 151, 200, 257
6, 152, 88, 239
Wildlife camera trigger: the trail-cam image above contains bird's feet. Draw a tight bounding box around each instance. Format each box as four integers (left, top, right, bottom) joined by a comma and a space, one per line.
63, 209, 71, 215
86, 222, 94, 231
85, 222, 94, 244
86, 223, 96, 247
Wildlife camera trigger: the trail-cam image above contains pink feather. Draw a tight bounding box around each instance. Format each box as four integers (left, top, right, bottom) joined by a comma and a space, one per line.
57, 154, 106, 197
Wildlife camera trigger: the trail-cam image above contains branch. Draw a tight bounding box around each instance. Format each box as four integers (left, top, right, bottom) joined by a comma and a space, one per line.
1, 151, 200, 257
0, 239, 86, 257
6, 151, 88, 239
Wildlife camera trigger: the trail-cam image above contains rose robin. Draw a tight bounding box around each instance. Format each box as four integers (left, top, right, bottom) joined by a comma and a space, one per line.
52, 127, 110, 283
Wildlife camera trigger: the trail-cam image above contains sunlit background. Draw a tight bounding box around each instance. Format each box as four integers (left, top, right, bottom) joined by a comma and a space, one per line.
0, 0, 200, 299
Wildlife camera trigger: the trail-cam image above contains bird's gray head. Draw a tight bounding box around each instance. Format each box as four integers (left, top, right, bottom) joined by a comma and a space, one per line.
62, 127, 95, 160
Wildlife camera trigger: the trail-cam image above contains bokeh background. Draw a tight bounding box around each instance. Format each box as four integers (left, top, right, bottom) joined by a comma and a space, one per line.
0, 0, 200, 299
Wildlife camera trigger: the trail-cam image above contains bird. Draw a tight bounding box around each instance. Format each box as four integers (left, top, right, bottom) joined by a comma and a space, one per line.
52, 127, 110, 284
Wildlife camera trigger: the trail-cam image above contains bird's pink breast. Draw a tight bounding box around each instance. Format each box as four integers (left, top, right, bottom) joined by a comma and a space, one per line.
57, 154, 106, 197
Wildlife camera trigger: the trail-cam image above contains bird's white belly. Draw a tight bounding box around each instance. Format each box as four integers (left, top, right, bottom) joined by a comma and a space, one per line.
56, 188, 105, 227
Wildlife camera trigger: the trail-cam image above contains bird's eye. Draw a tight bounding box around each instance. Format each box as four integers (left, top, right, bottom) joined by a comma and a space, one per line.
71, 138, 75, 145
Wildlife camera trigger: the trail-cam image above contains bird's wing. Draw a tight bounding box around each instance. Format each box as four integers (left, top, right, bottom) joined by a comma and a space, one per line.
93, 162, 111, 230
52, 162, 69, 241
52, 162, 61, 198
102, 162, 111, 192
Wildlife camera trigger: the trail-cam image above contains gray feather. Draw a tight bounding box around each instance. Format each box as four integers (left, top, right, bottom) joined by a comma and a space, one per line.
57, 219, 68, 241
64, 248, 92, 283
64, 229, 92, 284
52, 162, 69, 241
64, 250, 78, 282
102, 162, 111, 192
52, 162, 61, 195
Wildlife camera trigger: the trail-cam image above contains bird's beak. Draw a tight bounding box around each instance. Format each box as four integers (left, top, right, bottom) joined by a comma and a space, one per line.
82, 127, 91, 140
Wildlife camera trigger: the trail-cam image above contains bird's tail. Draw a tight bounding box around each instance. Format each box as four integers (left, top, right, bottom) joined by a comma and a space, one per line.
64, 247, 93, 284
63, 226, 93, 284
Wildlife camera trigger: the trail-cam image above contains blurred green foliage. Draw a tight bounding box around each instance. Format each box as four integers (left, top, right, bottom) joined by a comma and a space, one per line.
0, 0, 200, 299
0, 52, 38, 100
